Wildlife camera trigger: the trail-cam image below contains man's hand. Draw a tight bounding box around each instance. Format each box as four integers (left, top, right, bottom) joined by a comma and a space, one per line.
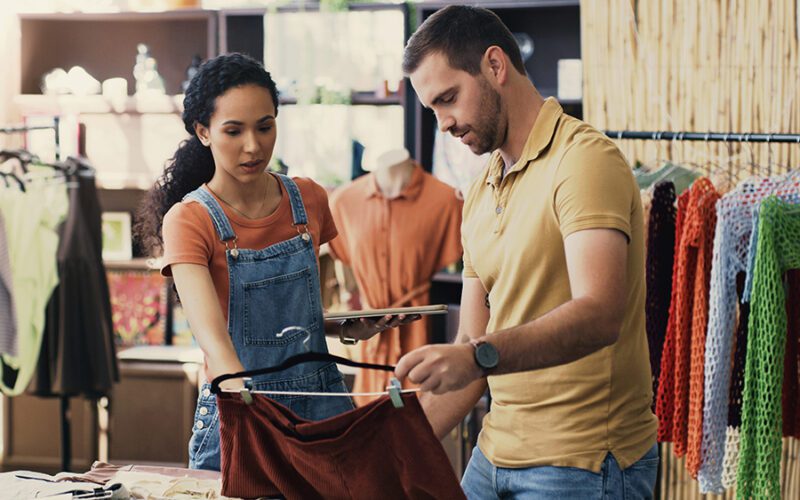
395, 343, 483, 394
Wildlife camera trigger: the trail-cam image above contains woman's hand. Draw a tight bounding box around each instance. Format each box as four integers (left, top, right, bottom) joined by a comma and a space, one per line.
341, 314, 422, 342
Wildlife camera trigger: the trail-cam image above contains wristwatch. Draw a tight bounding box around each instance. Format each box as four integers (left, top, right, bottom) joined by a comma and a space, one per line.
338, 319, 357, 345
470, 339, 499, 374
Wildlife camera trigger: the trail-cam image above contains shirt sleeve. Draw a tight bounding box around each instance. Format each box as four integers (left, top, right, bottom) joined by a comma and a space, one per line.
553, 136, 635, 241
160, 202, 213, 277
313, 182, 339, 245
325, 187, 351, 266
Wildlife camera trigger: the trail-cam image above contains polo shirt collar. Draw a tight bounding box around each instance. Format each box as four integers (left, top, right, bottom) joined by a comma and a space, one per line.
366, 163, 425, 201
486, 97, 563, 186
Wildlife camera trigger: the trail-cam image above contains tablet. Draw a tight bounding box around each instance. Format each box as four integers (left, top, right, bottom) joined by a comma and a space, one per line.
324, 304, 448, 322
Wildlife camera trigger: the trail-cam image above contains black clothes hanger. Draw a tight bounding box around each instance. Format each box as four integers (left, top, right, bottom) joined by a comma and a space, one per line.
210, 352, 395, 395
0, 170, 26, 192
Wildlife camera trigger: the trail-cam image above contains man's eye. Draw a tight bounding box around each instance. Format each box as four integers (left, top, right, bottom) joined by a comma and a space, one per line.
441, 94, 455, 104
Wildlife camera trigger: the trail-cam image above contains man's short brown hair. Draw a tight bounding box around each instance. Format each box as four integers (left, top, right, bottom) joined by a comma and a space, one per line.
402, 5, 526, 76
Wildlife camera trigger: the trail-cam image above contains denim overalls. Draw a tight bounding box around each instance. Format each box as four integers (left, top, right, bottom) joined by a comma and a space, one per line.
185, 174, 354, 470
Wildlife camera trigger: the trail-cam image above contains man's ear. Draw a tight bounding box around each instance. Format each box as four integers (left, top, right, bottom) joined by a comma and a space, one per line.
484, 46, 508, 85
194, 122, 211, 147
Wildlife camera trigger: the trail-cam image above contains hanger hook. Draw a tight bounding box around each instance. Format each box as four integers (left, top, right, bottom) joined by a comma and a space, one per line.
276, 326, 312, 352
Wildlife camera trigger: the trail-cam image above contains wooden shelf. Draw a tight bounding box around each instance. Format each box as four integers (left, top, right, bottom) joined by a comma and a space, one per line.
278, 92, 402, 107
14, 94, 184, 115
104, 258, 160, 271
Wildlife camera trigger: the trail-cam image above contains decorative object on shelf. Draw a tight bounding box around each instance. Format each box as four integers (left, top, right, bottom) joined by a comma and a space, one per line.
133, 43, 166, 96
182, 54, 203, 92
41, 66, 101, 96
107, 270, 167, 346
101, 211, 133, 261
512, 32, 535, 81
558, 59, 583, 101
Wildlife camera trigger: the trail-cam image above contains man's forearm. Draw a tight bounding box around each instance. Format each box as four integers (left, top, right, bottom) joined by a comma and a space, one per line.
420, 378, 487, 439
485, 296, 622, 376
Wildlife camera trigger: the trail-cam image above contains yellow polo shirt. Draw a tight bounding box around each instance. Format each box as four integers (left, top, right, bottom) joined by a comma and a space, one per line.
463, 98, 657, 472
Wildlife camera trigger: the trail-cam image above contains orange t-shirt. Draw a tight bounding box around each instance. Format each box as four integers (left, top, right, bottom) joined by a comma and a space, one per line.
328, 165, 463, 403
160, 174, 338, 322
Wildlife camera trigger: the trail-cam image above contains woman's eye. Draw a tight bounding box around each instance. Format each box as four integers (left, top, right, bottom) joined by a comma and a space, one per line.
224, 129, 240, 136
259, 126, 273, 133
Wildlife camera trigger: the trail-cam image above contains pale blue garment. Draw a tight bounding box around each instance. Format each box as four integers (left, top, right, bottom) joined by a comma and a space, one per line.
0, 212, 16, 357
698, 173, 796, 493
0, 181, 68, 395
742, 171, 800, 302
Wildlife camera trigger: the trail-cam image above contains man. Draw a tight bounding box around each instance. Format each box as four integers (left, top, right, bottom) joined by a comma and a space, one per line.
395, 5, 659, 498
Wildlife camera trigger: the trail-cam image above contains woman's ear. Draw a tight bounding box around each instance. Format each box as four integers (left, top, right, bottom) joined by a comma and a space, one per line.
194, 122, 211, 147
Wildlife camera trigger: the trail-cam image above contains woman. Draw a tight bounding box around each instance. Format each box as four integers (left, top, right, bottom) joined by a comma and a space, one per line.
135, 53, 409, 470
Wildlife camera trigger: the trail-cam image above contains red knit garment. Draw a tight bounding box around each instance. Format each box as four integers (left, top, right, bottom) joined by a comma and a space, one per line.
655, 177, 720, 479
217, 392, 465, 500
782, 270, 800, 438
683, 180, 720, 477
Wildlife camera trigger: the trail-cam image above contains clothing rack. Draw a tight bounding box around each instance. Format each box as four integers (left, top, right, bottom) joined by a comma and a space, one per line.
0, 117, 61, 160
604, 129, 800, 143
0, 117, 72, 472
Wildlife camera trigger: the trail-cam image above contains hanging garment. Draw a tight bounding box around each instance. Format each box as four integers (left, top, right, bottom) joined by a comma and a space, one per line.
699, 172, 800, 492
0, 179, 68, 395
655, 177, 720, 478
742, 170, 800, 301
645, 181, 676, 407
655, 186, 691, 443
30, 164, 118, 397
782, 270, 800, 438
0, 212, 17, 357
167, 175, 353, 471
217, 391, 465, 499
328, 165, 462, 404
737, 196, 800, 499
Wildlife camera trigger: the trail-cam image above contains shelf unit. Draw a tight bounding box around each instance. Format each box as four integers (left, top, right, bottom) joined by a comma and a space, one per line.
406, 0, 582, 169
19, 10, 216, 96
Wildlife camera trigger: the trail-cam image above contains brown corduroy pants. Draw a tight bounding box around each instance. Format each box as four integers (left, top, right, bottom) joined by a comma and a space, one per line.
218, 392, 465, 499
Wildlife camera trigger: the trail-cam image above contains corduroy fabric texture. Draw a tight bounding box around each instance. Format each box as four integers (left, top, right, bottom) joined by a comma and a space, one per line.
217, 392, 465, 499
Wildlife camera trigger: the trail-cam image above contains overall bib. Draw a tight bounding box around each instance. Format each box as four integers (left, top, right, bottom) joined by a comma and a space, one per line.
185, 174, 353, 470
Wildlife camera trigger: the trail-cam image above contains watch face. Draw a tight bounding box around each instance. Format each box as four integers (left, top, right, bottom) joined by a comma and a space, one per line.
476, 342, 499, 369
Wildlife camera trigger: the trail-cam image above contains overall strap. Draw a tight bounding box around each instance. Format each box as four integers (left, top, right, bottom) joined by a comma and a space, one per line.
183, 188, 237, 242
275, 174, 309, 227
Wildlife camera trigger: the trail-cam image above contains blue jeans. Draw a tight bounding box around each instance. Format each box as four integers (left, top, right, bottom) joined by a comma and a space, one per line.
461, 444, 659, 499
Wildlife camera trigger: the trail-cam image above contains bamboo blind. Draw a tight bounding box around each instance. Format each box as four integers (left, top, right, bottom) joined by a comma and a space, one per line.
580, 2, 800, 498
581, 0, 800, 183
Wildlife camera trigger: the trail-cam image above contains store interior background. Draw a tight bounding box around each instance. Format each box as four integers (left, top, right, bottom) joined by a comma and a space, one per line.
0, 1, 798, 498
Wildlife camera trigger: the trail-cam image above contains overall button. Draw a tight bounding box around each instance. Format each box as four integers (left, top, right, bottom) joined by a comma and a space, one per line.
196, 420, 205, 430
495, 206, 503, 214
202, 388, 211, 397
199, 407, 209, 416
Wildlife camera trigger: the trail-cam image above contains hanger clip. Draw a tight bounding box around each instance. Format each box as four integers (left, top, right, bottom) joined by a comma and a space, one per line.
387, 378, 404, 408
240, 377, 254, 405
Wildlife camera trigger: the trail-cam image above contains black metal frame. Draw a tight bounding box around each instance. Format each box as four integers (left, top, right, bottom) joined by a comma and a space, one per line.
604, 129, 800, 143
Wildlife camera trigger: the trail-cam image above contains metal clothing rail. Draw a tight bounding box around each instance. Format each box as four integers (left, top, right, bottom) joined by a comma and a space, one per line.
604, 130, 800, 143
0, 116, 61, 160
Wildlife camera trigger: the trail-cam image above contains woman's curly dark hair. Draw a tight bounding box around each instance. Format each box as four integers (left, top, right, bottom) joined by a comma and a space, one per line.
134, 52, 279, 256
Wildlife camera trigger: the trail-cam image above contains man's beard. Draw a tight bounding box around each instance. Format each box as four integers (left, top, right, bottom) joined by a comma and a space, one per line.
470, 79, 504, 155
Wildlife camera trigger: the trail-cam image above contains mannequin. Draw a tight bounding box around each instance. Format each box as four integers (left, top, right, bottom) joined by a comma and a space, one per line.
328, 148, 463, 404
